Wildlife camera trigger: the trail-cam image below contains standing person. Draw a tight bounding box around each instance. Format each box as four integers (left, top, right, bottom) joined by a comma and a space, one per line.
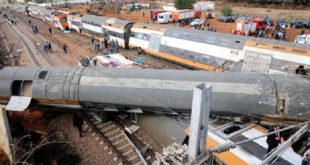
266, 124, 282, 154
301, 28, 306, 35
48, 26, 52, 35
104, 38, 108, 49
142, 11, 145, 17
72, 112, 84, 137
48, 42, 52, 53
91, 36, 95, 45
111, 39, 115, 52
32, 25, 35, 33
43, 42, 48, 54
115, 39, 119, 52
96, 43, 100, 51
28, 20, 31, 25
35, 26, 38, 33
63, 43, 67, 54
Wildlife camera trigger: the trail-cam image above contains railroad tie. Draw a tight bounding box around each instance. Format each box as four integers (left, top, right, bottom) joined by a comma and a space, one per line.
105, 128, 120, 137
117, 143, 131, 150
101, 124, 116, 132
97, 121, 112, 128
112, 138, 126, 146
127, 155, 138, 162
133, 161, 143, 165
108, 133, 123, 141
122, 149, 133, 156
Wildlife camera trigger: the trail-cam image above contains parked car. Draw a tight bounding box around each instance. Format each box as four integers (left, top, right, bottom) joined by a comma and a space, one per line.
303, 21, 310, 28
295, 34, 310, 44
277, 19, 288, 28
290, 20, 303, 28
190, 19, 205, 26
218, 16, 234, 22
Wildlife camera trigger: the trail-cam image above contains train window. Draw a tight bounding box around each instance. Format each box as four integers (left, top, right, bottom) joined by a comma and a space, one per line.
188, 54, 196, 60
231, 50, 239, 55
201, 56, 210, 63
222, 123, 246, 135
38, 71, 48, 79
235, 40, 240, 43
137, 33, 143, 39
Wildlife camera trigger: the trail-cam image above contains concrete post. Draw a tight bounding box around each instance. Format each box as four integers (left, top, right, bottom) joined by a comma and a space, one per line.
188, 83, 212, 161
0, 105, 13, 162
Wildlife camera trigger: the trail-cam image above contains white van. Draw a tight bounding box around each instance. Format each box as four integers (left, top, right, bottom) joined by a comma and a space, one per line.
157, 12, 173, 24
295, 34, 310, 44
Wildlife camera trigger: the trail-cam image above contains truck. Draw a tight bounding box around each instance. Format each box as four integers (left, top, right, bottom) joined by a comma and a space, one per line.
193, 1, 215, 18
151, 10, 165, 21
232, 18, 257, 35
232, 18, 266, 35
157, 12, 173, 23
172, 10, 201, 23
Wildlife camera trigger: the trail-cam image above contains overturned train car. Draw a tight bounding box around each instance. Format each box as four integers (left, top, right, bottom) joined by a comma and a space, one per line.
0, 67, 310, 118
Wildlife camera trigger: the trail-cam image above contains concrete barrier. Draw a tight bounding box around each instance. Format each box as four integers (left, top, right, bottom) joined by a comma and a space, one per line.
0, 104, 13, 162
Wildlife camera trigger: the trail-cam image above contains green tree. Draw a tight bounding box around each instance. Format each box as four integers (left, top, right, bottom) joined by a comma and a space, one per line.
221, 6, 233, 16
174, 0, 195, 9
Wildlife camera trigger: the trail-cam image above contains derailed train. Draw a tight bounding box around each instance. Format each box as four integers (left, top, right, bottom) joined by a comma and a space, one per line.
18, 5, 310, 74
0, 67, 310, 119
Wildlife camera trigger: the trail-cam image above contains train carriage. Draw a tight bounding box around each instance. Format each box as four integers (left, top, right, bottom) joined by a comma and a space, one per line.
129, 23, 246, 71
81, 15, 107, 41
67, 13, 83, 33
26, 5, 44, 19
102, 18, 134, 49
128, 22, 310, 74
50, 12, 69, 31
242, 37, 310, 73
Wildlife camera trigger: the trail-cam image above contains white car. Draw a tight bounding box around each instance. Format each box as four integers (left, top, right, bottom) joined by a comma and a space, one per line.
295, 34, 310, 45
190, 19, 205, 26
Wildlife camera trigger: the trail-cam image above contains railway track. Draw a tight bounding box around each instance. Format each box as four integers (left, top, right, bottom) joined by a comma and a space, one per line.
14, 19, 57, 66
83, 114, 147, 165
4, 18, 53, 67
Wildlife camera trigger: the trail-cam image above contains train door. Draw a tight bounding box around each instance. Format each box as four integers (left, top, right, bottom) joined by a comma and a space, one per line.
124, 22, 134, 49
148, 34, 161, 51
242, 51, 272, 73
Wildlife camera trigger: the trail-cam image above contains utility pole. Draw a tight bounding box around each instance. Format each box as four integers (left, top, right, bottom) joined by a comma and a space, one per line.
188, 83, 212, 162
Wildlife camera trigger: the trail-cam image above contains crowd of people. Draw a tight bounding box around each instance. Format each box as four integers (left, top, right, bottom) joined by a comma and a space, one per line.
91, 35, 119, 54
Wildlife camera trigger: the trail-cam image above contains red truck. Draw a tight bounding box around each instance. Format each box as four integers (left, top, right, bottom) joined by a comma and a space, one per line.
151, 10, 165, 21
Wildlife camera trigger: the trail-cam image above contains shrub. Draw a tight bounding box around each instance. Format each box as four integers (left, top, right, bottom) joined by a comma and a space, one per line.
221, 6, 233, 16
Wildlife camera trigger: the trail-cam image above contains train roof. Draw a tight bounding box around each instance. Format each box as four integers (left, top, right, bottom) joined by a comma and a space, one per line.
104, 18, 133, 28
28, 5, 53, 15
81, 15, 109, 25
133, 22, 310, 50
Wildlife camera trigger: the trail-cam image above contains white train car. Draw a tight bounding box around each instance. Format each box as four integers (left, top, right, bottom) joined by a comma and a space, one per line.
67, 13, 83, 33
102, 18, 134, 48
81, 15, 107, 41
128, 22, 310, 73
